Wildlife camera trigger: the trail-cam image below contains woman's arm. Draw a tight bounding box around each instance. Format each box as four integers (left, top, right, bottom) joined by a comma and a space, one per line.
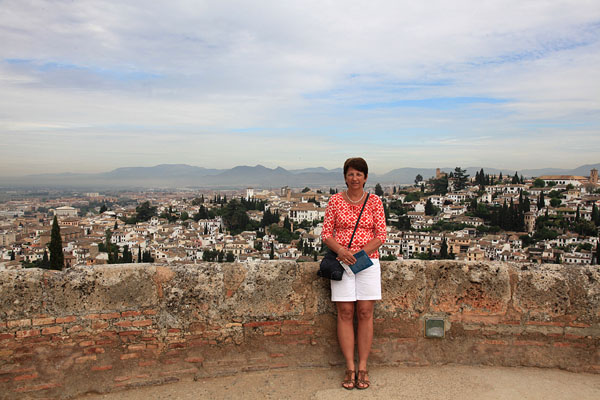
324, 237, 357, 264
361, 237, 383, 255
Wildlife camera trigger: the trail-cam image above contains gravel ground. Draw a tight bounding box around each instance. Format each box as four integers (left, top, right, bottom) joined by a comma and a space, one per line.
79, 365, 600, 400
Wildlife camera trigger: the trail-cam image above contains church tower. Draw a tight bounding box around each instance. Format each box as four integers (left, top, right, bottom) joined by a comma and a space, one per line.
524, 212, 536, 233
590, 168, 598, 185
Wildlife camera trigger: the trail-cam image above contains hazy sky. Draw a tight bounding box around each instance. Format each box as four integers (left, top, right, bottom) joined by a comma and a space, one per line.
1, 0, 599, 175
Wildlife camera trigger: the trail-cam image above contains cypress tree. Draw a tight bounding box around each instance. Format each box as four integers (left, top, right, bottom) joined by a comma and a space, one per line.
42, 250, 49, 269
539, 192, 545, 208
592, 203, 599, 226
138, 245, 142, 263
512, 172, 519, 184
518, 190, 523, 211
469, 198, 478, 211
123, 245, 132, 263
508, 199, 516, 230
500, 200, 509, 230
525, 197, 531, 212
49, 216, 64, 270
440, 238, 448, 259
425, 199, 435, 216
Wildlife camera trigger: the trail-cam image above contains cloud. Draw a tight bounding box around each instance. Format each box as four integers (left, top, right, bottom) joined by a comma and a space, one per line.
0, 0, 599, 175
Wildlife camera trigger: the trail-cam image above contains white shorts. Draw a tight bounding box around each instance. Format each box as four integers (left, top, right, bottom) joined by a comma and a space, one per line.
331, 258, 381, 302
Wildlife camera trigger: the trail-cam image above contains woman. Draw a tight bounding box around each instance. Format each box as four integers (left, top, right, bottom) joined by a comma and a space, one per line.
321, 157, 387, 390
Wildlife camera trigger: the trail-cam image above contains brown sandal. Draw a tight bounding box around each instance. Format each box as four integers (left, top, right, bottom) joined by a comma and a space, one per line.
342, 369, 355, 390
356, 370, 370, 390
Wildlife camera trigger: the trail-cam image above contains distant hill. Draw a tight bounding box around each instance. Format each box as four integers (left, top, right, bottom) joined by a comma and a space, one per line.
1, 163, 597, 189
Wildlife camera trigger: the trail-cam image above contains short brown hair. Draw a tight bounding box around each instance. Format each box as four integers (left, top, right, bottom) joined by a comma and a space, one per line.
343, 157, 368, 177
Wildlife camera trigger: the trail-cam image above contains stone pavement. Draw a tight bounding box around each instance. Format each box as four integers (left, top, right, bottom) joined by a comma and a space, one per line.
80, 365, 600, 400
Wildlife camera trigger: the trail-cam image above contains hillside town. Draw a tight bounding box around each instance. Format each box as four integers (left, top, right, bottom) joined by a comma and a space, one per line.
1, 168, 599, 269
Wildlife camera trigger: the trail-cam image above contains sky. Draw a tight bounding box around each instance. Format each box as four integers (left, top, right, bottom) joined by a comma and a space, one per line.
1, 0, 599, 176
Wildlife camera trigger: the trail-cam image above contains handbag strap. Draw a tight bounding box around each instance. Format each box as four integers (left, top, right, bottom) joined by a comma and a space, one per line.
347, 193, 370, 249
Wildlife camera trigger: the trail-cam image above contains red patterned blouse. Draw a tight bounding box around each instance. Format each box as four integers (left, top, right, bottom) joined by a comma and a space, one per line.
321, 192, 387, 258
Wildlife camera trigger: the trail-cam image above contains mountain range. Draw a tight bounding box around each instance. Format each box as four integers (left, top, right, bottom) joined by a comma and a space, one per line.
0, 163, 598, 190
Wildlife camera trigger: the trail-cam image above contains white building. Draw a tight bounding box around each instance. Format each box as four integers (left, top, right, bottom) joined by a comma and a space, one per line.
54, 206, 78, 217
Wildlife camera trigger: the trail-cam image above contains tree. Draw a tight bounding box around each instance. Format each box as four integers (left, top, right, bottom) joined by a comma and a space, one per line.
301, 187, 311, 193
475, 168, 486, 189
430, 175, 448, 195
512, 172, 520, 184
425, 199, 435, 216
452, 167, 469, 191
135, 201, 157, 222
440, 238, 448, 259
539, 192, 545, 209
533, 178, 545, 188
221, 199, 252, 235
138, 245, 142, 263
226, 252, 235, 262
414, 174, 423, 186
469, 198, 478, 211
142, 250, 154, 263
270, 245, 275, 260
48, 216, 64, 270
41, 250, 50, 269
193, 205, 214, 221
375, 183, 384, 197
592, 203, 599, 226
283, 216, 292, 231
99, 204, 107, 214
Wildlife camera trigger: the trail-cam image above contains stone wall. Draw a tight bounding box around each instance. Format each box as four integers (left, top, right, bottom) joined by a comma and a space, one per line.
0, 261, 599, 398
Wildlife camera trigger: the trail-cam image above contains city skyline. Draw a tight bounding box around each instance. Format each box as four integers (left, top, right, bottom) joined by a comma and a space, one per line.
1, 1, 599, 176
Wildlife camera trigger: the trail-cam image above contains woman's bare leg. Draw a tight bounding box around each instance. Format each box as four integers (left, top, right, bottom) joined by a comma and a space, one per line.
356, 299, 375, 386
336, 301, 356, 371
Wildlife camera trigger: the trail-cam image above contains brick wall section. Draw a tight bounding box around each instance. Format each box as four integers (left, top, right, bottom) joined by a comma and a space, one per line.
0, 261, 598, 398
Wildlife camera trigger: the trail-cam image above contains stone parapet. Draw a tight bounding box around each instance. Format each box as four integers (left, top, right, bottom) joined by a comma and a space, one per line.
0, 261, 598, 398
